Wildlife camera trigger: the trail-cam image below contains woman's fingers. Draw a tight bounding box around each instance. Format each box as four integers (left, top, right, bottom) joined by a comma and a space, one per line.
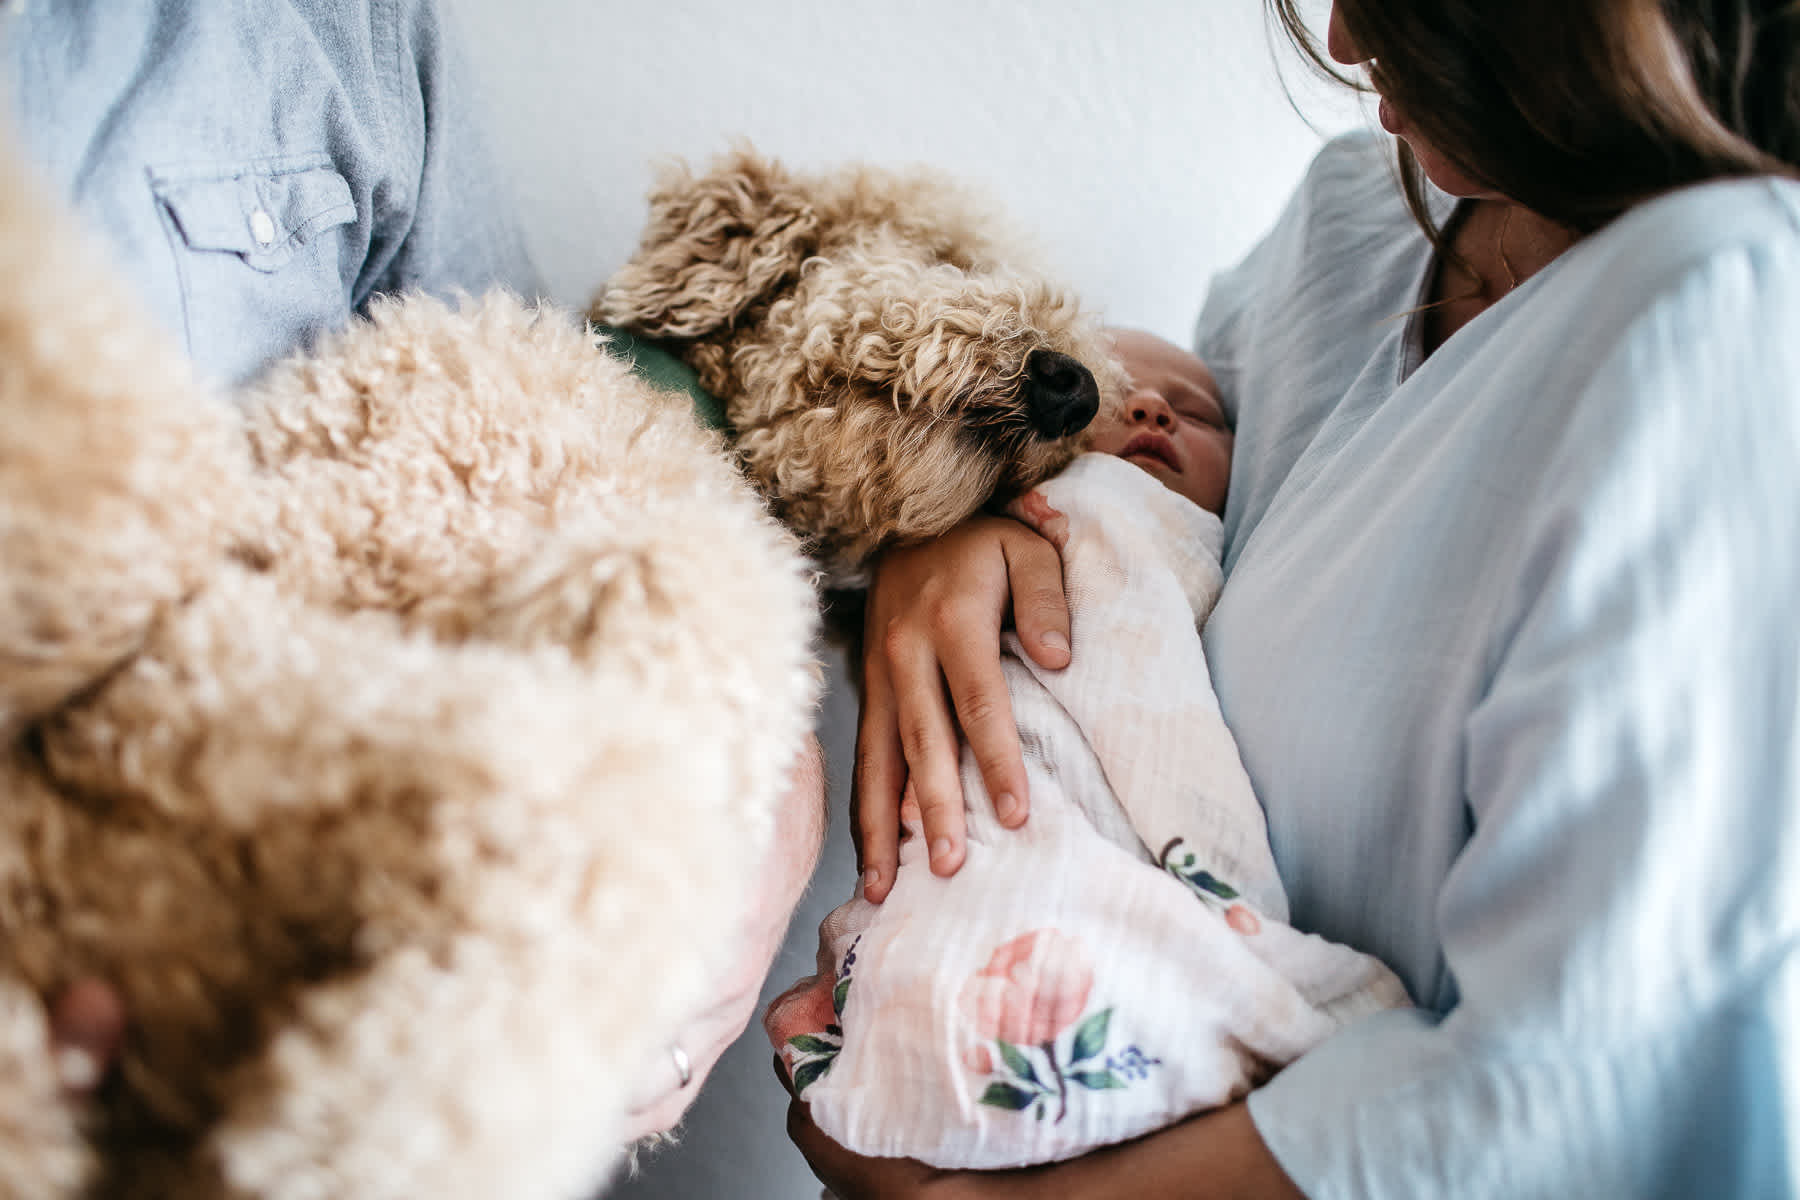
851, 517, 1066, 899
930, 622, 1022, 839
887, 600, 975, 877
929, 518, 1064, 836
851, 646, 906, 902
1004, 525, 1073, 674
784, 1087, 946, 1199
855, 600, 973, 888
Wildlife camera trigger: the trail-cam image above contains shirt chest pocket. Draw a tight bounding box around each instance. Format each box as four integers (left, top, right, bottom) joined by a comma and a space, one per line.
152, 157, 357, 384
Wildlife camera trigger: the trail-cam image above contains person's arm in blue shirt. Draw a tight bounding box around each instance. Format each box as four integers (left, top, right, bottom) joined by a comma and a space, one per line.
354, 0, 540, 308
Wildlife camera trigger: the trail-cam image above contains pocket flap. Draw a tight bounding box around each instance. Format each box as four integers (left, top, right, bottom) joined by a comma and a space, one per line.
155, 160, 354, 272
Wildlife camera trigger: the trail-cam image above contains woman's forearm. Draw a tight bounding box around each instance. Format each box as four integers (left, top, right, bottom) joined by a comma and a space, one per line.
787, 1094, 1305, 1200
952, 1103, 1304, 1200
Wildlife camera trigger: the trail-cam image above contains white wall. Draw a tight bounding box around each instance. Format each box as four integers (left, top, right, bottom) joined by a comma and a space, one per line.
451, 0, 1354, 341
445, 3, 1355, 1196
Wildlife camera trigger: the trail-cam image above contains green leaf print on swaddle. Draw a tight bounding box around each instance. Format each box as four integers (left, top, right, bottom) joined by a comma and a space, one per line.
960, 930, 1162, 1123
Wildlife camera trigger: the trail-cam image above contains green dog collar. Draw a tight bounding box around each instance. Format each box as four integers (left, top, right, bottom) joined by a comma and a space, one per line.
591, 323, 729, 433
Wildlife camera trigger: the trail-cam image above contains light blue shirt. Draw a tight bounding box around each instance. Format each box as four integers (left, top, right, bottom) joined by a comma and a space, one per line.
1199, 132, 1799, 1198
2, 0, 539, 385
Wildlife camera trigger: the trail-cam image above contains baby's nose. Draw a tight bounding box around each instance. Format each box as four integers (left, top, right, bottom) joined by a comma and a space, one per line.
1128, 391, 1175, 428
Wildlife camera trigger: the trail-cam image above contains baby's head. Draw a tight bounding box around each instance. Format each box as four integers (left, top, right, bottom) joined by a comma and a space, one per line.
1087, 329, 1233, 516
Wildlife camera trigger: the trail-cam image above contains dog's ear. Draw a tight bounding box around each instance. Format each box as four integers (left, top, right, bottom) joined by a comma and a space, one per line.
594, 147, 820, 340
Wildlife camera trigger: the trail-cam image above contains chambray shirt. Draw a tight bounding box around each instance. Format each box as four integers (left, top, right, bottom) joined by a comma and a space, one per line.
1201, 132, 1799, 1197
2, 0, 539, 385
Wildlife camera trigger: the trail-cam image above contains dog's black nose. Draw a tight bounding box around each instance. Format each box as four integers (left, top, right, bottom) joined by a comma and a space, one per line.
1021, 349, 1099, 439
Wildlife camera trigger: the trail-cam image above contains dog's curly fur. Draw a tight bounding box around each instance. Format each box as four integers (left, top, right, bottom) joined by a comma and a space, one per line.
0, 129, 818, 1200
0, 131, 1117, 1197
593, 147, 1127, 583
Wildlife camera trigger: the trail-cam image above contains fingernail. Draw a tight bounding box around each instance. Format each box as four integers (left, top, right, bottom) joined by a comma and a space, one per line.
56, 1046, 99, 1092
1042, 632, 1069, 655
862, 868, 880, 895
930, 837, 953, 863
996, 792, 1020, 823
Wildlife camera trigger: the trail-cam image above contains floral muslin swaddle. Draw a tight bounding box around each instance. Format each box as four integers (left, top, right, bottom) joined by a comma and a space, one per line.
766, 454, 1409, 1169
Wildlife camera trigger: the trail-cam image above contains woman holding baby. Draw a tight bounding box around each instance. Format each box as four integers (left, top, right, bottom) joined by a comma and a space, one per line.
786, 1, 1800, 1196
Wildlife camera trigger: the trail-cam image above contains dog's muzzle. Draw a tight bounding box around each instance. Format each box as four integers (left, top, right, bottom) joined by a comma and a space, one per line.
1020, 349, 1100, 439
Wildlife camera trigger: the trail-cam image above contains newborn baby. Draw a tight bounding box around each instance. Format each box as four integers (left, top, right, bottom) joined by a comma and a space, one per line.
766, 330, 1408, 1170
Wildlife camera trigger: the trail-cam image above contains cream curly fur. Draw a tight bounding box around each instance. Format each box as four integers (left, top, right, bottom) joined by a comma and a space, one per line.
0, 129, 818, 1200
0, 142, 243, 746
594, 147, 1127, 583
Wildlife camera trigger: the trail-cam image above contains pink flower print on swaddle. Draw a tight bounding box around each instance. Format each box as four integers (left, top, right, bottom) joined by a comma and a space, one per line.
960, 929, 1163, 1124
767, 935, 861, 1095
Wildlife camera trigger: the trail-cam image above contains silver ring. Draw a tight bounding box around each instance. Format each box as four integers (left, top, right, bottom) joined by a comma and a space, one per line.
670, 1043, 692, 1089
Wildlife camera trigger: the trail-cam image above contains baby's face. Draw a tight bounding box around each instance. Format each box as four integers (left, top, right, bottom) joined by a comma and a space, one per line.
1088, 330, 1232, 515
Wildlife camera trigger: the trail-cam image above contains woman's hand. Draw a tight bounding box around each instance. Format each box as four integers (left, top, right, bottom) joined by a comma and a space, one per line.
854, 517, 1069, 903
779, 1060, 970, 1199
781, 1063, 1305, 1200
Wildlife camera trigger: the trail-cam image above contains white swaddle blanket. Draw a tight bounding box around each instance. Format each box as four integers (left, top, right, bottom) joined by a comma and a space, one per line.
767, 454, 1408, 1169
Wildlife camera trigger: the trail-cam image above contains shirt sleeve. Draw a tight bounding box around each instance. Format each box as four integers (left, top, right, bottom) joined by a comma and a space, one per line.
1192, 173, 1306, 429
1246, 215, 1800, 1198
1192, 131, 1408, 431
355, 0, 542, 307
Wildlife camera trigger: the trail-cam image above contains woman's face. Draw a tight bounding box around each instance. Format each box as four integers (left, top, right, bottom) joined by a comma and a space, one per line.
1326, 4, 1495, 199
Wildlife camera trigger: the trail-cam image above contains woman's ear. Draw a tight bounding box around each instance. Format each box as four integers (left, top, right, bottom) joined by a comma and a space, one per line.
593, 146, 820, 340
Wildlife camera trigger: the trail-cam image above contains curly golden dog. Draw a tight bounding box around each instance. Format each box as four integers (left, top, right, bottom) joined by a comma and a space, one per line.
593, 147, 1126, 583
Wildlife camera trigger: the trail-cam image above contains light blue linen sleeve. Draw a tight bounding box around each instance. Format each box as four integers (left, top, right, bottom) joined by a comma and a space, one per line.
1194, 132, 1438, 573
1, 0, 539, 385
1244, 201, 1800, 1198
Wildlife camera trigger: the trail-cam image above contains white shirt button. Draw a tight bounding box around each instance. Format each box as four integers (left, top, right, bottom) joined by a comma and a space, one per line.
249, 209, 277, 247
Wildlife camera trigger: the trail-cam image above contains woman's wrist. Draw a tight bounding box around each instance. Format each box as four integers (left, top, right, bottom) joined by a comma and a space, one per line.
948, 1103, 1302, 1200
784, 1088, 1298, 1199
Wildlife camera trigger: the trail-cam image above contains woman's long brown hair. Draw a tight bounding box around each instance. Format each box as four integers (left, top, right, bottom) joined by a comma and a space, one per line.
1267, 0, 1800, 238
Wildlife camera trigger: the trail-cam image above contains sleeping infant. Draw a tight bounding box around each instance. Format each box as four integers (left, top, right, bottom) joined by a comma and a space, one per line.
765, 330, 1409, 1169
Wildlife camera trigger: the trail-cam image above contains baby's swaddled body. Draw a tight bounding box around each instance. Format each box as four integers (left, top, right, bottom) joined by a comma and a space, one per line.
768, 454, 1408, 1169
